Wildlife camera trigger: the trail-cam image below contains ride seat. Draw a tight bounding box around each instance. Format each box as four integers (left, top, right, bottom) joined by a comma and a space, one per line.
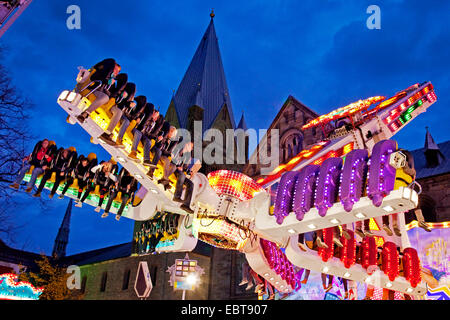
394, 168, 413, 189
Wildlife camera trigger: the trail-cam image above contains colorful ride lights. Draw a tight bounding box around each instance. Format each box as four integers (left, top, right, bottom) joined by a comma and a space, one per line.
314, 157, 342, 217
339, 149, 369, 212
384, 83, 436, 133
273, 171, 298, 224
381, 241, 399, 281
292, 165, 320, 221
273, 140, 400, 224
318, 228, 335, 262
340, 230, 356, 268
260, 239, 298, 289
367, 140, 397, 207
361, 236, 377, 269
402, 247, 422, 288
207, 170, 264, 202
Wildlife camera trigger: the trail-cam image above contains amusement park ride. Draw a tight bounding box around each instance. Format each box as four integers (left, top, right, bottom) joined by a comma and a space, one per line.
25, 61, 436, 298
0, 0, 32, 38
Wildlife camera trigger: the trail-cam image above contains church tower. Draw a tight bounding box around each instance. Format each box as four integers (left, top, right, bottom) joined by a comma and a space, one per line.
165, 11, 238, 174
52, 199, 73, 258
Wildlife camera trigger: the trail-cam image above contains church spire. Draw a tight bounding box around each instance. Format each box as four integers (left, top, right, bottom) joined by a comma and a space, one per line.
167, 12, 236, 132
237, 112, 248, 131
424, 127, 445, 168
52, 199, 73, 258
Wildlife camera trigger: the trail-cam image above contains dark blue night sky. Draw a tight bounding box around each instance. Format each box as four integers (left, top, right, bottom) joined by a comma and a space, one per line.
1, 0, 449, 255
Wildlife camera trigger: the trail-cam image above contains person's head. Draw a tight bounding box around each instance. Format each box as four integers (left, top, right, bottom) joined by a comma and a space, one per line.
152, 110, 160, 121
81, 159, 89, 167
135, 95, 147, 108
113, 63, 121, 76
103, 161, 113, 173
62, 149, 70, 158
41, 139, 49, 149
184, 141, 194, 152
168, 126, 177, 139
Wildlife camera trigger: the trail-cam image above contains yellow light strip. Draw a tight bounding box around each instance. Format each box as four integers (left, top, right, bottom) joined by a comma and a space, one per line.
406, 220, 450, 231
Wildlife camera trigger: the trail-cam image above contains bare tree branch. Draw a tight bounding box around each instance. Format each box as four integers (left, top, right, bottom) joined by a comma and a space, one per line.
0, 46, 35, 240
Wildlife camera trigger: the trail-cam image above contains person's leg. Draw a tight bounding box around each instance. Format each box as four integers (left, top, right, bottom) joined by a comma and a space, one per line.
142, 137, 154, 164
364, 219, 373, 236
27, 167, 43, 190
151, 147, 162, 166
298, 233, 307, 251
148, 148, 163, 177
392, 213, 401, 236
60, 177, 73, 197
77, 91, 110, 123
116, 193, 130, 217
34, 169, 52, 195
84, 91, 110, 115
173, 171, 186, 200
131, 130, 142, 152
105, 105, 123, 134
382, 214, 393, 235
104, 190, 117, 214
12, 163, 31, 185
182, 178, 194, 207
116, 117, 130, 141
301, 269, 311, 284
50, 172, 64, 196
414, 208, 431, 231
316, 229, 328, 249
342, 224, 351, 239
96, 188, 107, 211
161, 156, 176, 182
342, 278, 349, 299
80, 184, 93, 203
321, 273, 328, 290
328, 275, 334, 288
333, 226, 343, 247
240, 262, 250, 285
77, 180, 87, 199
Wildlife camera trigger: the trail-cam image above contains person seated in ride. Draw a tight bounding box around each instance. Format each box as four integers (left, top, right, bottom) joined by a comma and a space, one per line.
102, 168, 138, 221
142, 106, 164, 142
98, 81, 136, 145
0, 0, 18, 9
160, 141, 196, 214
76, 59, 121, 123
146, 124, 178, 177
10, 139, 56, 193
78, 161, 118, 211
128, 102, 155, 161
382, 149, 431, 234
355, 219, 373, 238
66, 155, 97, 203
33, 147, 77, 199
140, 109, 166, 166
114, 95, 147, 148
315, 227, 343, 249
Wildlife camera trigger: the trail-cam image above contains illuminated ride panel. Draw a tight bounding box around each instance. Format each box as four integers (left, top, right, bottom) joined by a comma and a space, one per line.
250, 82, 437, 296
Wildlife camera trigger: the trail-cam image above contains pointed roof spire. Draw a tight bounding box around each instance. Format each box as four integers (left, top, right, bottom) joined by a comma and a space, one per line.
52, 199, 73, 258
237, 112, 248, 131
424, 127, 445, 168
425, 126, 440, 150
170, 13, 235, 132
